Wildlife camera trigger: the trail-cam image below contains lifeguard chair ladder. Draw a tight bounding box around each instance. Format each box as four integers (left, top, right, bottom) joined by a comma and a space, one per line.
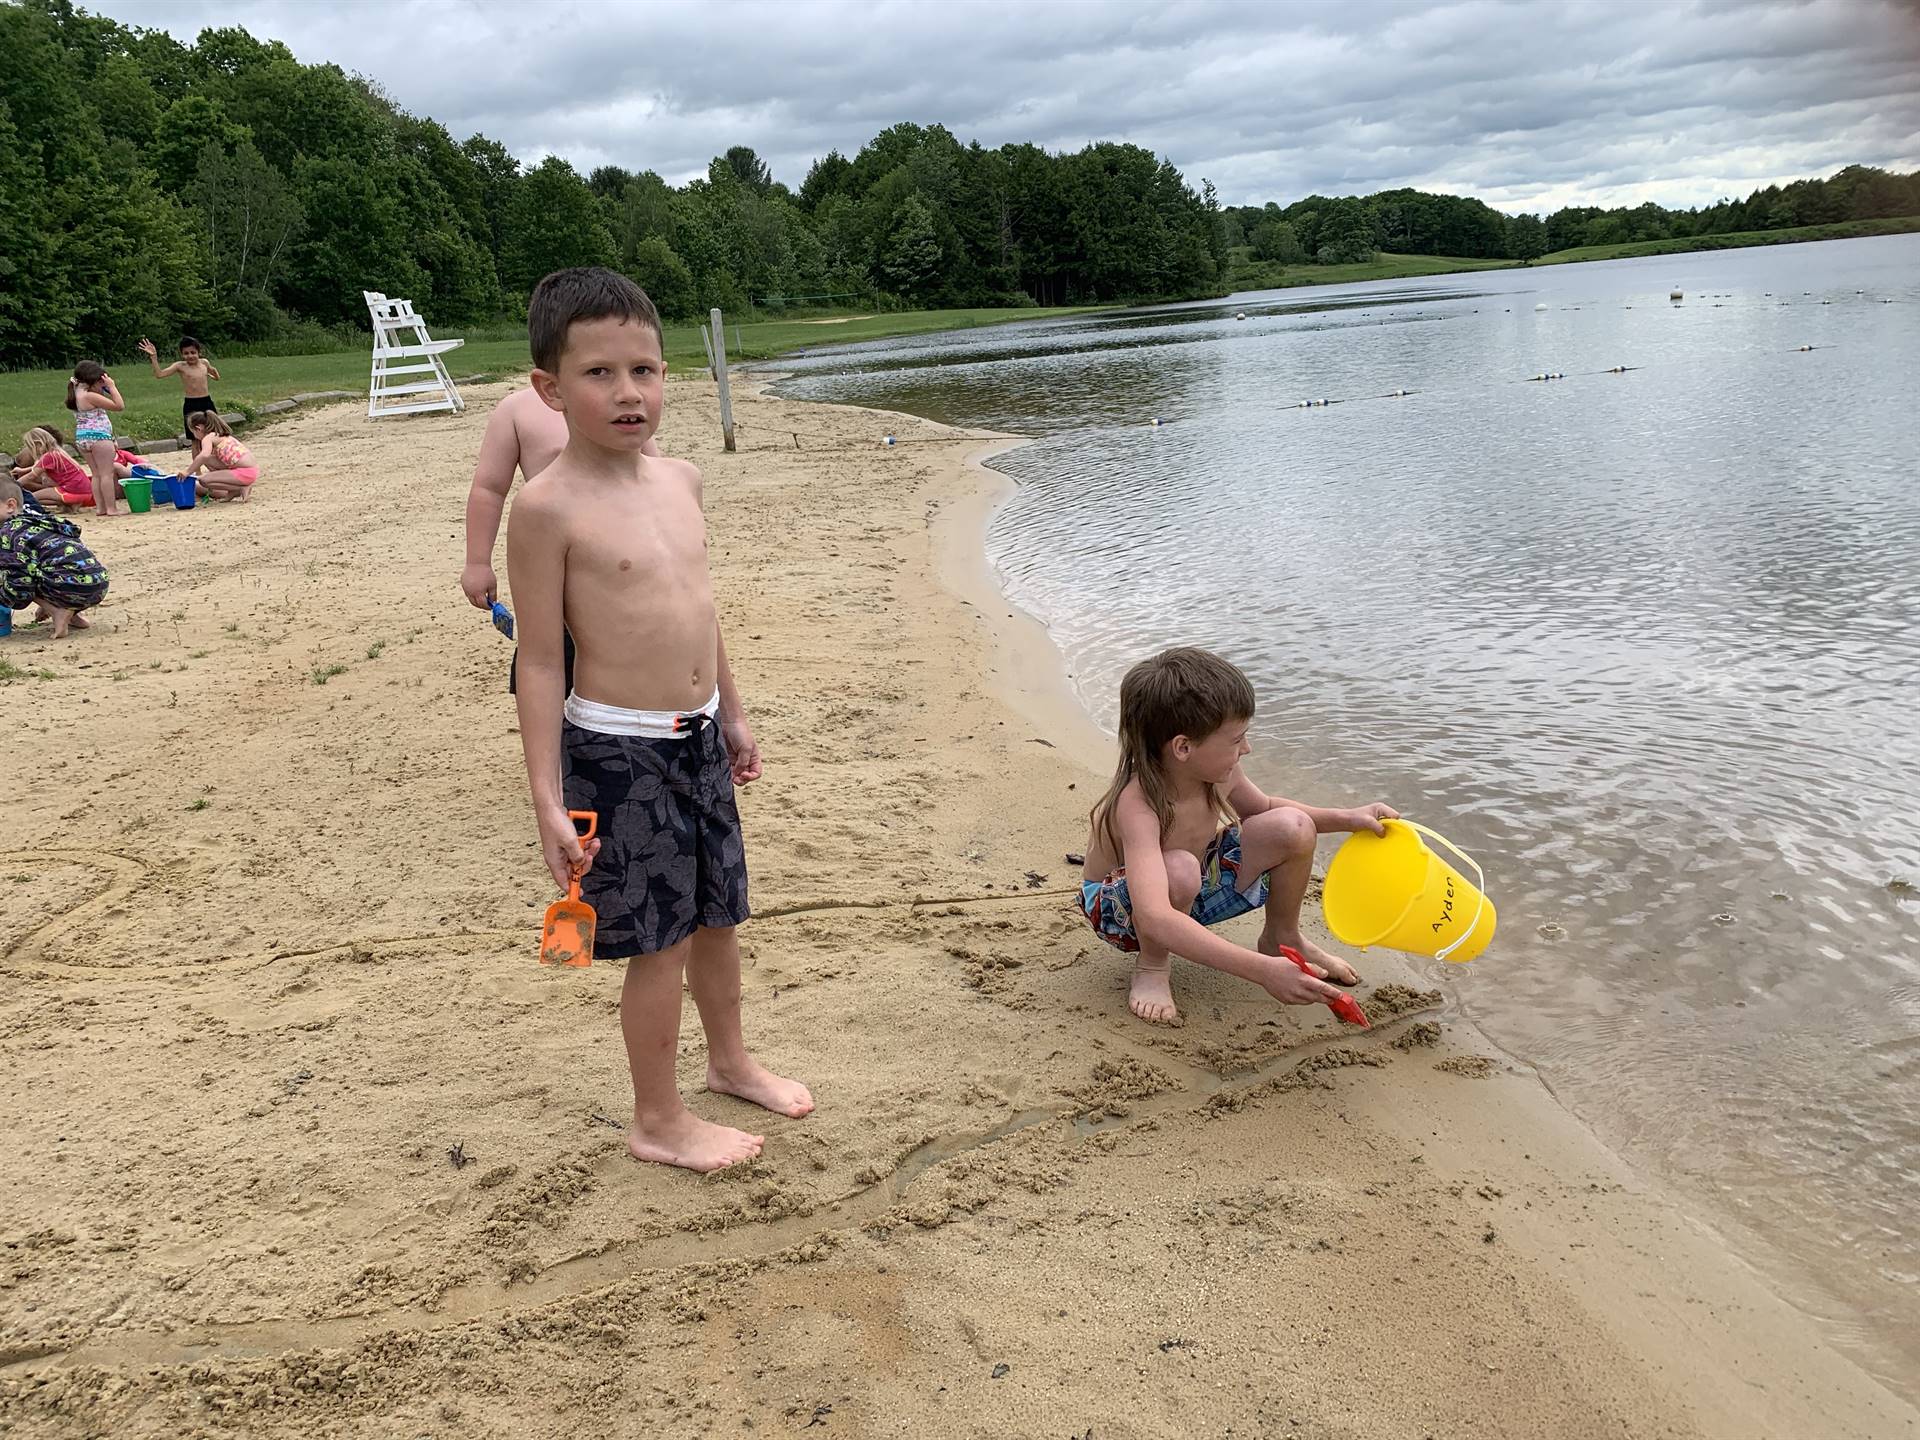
364, 291, 466, 418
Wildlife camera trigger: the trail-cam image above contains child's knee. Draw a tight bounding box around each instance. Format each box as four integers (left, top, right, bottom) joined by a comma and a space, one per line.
1249, 806, 1315, 853
1163, 849, 1203, 905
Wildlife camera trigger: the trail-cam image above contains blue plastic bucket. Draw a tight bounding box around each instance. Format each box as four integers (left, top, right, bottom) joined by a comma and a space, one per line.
169, 476, 197, 509
0, 607, 12, 638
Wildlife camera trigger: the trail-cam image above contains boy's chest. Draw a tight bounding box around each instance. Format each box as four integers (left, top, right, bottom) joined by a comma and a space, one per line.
567, 498, 708, 583
1165, 799, 1223, 858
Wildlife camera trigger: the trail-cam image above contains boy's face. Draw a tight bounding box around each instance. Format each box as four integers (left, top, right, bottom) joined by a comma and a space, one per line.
533, 316, 667, 451
181, 346, 201, 362
1174, 717, 1252, 785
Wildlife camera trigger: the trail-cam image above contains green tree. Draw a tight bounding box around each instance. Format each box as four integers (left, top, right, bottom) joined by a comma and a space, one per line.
1250, 219, 1304, 264
1505, 212, 1547, 261
628, 235, 697, 319
192, 140, 304, 314
501, 156, 614, 292
880, 193, 943, 301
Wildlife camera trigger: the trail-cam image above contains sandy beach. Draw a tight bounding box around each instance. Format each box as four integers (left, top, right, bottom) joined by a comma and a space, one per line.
1, 378, 1913, 1439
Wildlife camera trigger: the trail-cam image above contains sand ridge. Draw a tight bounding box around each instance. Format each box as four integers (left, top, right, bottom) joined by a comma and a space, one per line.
1, 381, 1913, 1438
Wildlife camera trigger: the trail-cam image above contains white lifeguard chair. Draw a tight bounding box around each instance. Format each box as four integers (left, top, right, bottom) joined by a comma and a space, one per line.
363, 291, 465, 418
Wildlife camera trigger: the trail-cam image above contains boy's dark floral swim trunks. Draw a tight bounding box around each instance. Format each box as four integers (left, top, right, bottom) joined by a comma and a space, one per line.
561, 716, 750, 958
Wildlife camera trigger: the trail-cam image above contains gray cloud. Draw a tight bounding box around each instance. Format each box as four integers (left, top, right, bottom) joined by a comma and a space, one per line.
87, 0, 1920, 211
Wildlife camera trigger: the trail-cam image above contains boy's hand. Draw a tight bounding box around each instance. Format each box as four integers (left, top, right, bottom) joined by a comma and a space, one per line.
723, 720, 761, 784
137, 338, 156, 358
1340, 802, 1399, 835
1264, 957, 1347, 1007
461, 562, 497, 608
537, 808, 601, 890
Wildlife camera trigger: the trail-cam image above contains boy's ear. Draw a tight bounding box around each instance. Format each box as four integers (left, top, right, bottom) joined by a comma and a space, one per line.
529, 368, 566, 413
1170, 734, 1193, 761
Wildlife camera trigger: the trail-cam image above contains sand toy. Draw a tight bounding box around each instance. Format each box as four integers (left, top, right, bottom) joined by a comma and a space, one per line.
1322, 819, 1495, 964
539, 810, 598, 967
1276, 945, 1369, 1027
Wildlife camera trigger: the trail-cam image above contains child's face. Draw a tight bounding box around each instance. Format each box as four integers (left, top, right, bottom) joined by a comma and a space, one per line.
181, 346, 201, 363
535, 316, 667, 451
1177, 717, 1252, 785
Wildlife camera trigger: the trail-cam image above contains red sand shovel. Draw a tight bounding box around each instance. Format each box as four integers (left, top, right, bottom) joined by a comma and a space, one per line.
538, 810, 598, 968
1276, 944, 1369, 1027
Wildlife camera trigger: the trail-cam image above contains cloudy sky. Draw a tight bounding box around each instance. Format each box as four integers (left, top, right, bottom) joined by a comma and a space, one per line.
91, 0, 1920, 213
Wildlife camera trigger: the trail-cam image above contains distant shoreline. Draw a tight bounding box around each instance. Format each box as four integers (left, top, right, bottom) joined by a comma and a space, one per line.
1220, 214, 1920, 294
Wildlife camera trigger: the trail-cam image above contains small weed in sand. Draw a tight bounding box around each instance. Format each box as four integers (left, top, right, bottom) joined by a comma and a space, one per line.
187, 797, 211, 812
223, 622, 240, 634
303, 559, 319, 577
34, 668, 58, 681
148, 659, 162, 669
311, 662, 349, 685
170, 609, 186, 621
0, 658, 23, 683
124, 815, 151, 832
365, 640, 386, 660
190, 649, 209, 659
112, 670, 128, 681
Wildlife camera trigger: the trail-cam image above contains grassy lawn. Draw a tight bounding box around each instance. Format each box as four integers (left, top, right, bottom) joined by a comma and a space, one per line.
0, 305, 1098, 445
1532, 214, 1920, 266
1223, 250, 1515, 294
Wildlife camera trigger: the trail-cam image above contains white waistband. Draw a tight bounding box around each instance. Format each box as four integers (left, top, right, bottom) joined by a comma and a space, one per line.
565, 689, 719, 738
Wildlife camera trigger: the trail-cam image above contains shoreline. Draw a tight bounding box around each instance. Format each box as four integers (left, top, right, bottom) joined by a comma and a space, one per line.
1, 378, 1913, 1437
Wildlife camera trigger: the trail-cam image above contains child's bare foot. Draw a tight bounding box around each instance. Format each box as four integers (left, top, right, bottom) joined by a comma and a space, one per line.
627, 1111, 763, 1172
707, 1057, 814, 1118
67, 612, 89, 630
49, 607, 73, 639
1128, 960, 1181, 1025
1259, 932, 1361, 986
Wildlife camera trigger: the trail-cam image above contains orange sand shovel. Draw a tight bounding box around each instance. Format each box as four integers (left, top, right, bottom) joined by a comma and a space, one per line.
538, 810, 598, 968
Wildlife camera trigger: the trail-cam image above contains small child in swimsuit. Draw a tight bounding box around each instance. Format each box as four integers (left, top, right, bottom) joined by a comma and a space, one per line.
65, 361, 124, 516
1080, 646, 1398, 1026
0, 477, 109, 639
138, 336, 222, 439
14, 428, 98, 511
508, 266, 811, 1173
183, 412, 259, 501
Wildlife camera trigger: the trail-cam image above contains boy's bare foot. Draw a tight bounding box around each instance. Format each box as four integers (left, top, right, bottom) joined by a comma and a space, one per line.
707, 1057, 814, 1118
627, 1111, 763, 1172
68, 613, 89, 630
1128, 960, 1181, 1025
1259, 932, 1361, 986
49, 608, 73, 639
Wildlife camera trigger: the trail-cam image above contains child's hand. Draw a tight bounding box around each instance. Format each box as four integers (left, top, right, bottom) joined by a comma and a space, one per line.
723, 720, 762, 784
461, 562, 497, 608
1340, 802, 1399, 835
137, 338, 156, 359
1263, 957, 1347, 1007
537, 808, 601, 890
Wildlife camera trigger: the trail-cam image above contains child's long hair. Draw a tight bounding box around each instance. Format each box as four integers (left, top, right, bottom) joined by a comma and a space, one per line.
66, 360, 105, 411
1091, 647, 1257, 859
188, 410, 233, 439
21, 427, 67, 461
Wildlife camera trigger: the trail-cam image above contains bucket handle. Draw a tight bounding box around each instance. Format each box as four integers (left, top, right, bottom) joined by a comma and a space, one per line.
1402, 820, 1486, 962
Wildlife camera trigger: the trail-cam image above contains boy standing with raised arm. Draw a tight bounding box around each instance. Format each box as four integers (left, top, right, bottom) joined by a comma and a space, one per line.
508, 268, 811, 1173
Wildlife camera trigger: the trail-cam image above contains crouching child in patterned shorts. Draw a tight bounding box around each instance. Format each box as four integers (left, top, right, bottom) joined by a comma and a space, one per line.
507, 267, 812, 1173
0, 477, 108, 638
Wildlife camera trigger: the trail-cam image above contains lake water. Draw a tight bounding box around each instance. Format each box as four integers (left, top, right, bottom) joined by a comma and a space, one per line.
769, 234, 1920, 1392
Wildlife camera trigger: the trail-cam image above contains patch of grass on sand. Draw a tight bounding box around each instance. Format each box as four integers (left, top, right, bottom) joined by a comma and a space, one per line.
311, 662, 348, 686
0, 657, 22, 683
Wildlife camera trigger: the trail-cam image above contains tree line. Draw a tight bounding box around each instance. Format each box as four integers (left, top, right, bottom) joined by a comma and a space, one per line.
1221, 164, 1920, 268
3, 0, 1915, 370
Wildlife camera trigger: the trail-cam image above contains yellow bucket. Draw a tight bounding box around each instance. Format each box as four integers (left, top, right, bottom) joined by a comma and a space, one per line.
1322, 819, 1495, 963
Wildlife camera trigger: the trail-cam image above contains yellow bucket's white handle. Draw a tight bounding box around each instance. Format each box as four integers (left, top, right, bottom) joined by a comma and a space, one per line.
1402, 820, 1486, 963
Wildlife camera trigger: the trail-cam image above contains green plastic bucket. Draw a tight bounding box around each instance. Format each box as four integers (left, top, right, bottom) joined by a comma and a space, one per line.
123, 475, 153, 513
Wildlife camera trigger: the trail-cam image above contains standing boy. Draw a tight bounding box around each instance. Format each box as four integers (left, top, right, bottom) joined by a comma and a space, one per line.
461, 380, 658, 694
508, 268, 810, 1173
137, 337, 221, 439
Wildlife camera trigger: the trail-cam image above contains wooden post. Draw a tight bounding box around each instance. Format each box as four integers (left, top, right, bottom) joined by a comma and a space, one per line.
710, 308, 735, 452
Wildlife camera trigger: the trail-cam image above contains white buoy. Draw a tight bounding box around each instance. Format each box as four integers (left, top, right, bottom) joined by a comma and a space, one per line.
882, 434, 896, 446
1670, 290, 1683, 301
1235, 312, 1246, 320
1149, 417, 1164, 427
1535, 302, 1549, 311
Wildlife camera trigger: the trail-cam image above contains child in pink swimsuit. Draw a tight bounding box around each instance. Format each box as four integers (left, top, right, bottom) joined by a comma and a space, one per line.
183, 411, 261, 502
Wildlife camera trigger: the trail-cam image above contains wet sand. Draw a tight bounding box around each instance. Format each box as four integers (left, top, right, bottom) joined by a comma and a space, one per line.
0, 379, 1913, 1438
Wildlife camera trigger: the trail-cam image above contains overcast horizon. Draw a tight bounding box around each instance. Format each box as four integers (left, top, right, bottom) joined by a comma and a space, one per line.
87, 0, 1920, 215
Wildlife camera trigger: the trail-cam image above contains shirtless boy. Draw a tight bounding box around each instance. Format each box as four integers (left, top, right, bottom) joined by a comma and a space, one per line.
462, 367, 658, 692
1080, 646, 1398, 1025
508, 267, 810, 1172
137, 337, 220, 438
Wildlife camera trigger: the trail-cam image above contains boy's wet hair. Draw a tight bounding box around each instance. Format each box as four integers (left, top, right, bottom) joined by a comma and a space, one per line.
179, 336, 202, 353
527, 267, 662, 373
1091, 647, 1257, 855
